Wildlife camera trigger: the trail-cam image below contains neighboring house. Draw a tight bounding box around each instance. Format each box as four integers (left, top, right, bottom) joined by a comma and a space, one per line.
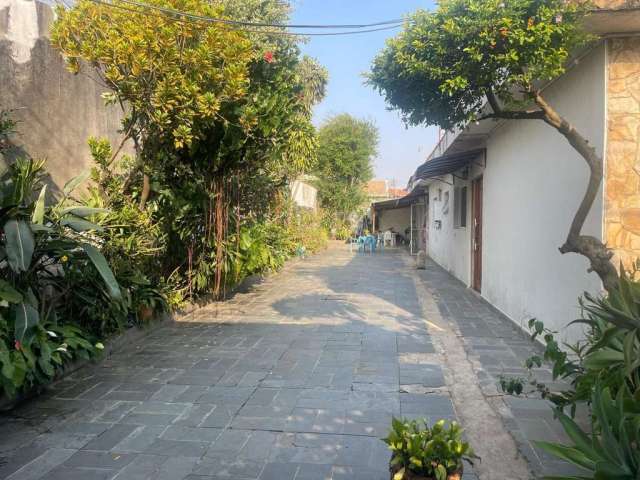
379, 2, 640, 343
365, 179, 408, 202
0, 0, 128, 189
290, 175, 318, 210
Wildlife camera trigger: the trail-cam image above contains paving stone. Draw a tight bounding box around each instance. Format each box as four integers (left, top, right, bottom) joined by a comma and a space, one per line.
144, 438, 209, 457
0, 247, 573, 478
5, 448, 76, 480
82, 424, 139, 451
45, 466, 118, 480
112, 426, 166, 453
63, 450, 136, 469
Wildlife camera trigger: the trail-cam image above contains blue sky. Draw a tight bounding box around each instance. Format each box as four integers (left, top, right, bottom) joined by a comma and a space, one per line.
291, 0, 438, 187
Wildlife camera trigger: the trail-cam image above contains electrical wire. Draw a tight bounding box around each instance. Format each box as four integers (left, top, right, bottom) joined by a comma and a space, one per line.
85, 0, 406, 36
109, 0, 405, 29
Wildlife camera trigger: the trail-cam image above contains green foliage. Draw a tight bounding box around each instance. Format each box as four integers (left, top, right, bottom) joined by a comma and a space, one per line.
368, 0, 591, 129
535, 385, 640, 480
84, 137, 174, 324
384, 418, 476, 480
0, 109, 16, 153
52, 0, 328, 300
499, 269, 640, 478
51, 0, 254, 152
0, 158, 116, 398
314, 114, 378, 229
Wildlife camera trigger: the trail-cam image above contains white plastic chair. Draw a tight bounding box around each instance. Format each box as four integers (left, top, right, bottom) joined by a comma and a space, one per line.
384, 230, 395, 247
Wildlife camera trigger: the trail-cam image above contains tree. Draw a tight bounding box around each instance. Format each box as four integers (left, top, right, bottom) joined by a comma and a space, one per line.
315, 114, 378, 228
368, 0, 618, 291
52, 0, 327, 297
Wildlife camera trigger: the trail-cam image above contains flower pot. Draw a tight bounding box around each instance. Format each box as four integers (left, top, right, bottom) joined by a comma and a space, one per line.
138, 306, 154, 323
390, 464, 462, 480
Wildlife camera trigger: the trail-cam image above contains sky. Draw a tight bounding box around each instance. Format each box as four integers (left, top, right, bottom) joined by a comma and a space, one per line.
290, 0, 438, 188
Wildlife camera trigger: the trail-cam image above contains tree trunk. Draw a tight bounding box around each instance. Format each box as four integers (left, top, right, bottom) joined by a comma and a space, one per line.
532, 92, 619, 292
139, 173, 151, 209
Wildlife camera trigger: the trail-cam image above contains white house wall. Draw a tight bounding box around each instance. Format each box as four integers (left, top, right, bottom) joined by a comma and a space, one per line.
427, 174, 475, 285
482, 45, 605, 344
428, 45, 606, 344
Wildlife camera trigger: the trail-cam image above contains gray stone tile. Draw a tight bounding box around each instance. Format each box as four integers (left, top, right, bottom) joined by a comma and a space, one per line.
82, 424, 138, 451
64, 450, 137, 469
144, 438, 209, 457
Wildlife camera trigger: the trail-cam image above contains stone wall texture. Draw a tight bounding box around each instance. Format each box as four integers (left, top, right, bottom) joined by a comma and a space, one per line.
0, 0, 128, 191
593, 0, 640, 9
605, 37, 640, 269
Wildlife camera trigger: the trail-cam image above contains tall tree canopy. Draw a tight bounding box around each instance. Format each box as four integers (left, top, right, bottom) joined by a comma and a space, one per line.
315, 114, 378, 227
52, 0, 328, 297
368, 0, 618, 291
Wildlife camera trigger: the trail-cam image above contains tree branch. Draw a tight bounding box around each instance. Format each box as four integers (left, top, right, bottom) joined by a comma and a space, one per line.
481, 89, 546, 121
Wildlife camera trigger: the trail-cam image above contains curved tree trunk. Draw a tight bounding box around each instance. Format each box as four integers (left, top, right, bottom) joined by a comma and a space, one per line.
532, 92, 619, 293
485, 90, 619, 292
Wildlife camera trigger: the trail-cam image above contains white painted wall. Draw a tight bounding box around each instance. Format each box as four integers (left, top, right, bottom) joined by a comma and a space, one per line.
377, 207, 410, 234
426, 168, 479, 285
290, 179, 318, 210
482, 45, 606, 344
427, 45, 606, 344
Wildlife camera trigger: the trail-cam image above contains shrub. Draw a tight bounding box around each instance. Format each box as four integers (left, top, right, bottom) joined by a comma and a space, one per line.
384, 418, 476, 480
0, 158, 120, 397
501, 267, 640, 479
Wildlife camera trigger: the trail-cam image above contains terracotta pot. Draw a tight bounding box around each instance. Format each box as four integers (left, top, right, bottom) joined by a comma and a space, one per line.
390, 463, 462, 480
138, 306, 154, 323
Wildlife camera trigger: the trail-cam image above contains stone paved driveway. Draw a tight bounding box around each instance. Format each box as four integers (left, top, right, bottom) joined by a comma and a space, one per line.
0, 244, 576, 479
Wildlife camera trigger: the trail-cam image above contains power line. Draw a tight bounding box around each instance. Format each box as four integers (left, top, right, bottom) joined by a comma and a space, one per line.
104, 0, 405, 30
85, 0, 406, 36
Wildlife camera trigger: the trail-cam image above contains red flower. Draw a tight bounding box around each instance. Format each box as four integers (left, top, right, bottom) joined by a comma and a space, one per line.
14, 340, 21, 351
263, 51, 275, 64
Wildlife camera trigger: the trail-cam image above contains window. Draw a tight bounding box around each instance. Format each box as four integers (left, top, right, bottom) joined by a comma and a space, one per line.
454, 186, 467, 228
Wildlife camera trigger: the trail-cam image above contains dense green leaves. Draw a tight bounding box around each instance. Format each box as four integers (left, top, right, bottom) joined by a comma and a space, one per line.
0, 158, 117, 399
384, 417, 476, 479
535, 386, 640, 480
314, 114, 378, 230
368, 0, 591, 129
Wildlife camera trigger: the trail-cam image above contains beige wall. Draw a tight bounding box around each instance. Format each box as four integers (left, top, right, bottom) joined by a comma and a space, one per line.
0, 0, 128, 191
376, 206, 410, 234
605, 37, 640, 270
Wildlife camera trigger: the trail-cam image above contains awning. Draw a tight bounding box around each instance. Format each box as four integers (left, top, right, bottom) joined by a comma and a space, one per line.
372, 184, 427, 211
413, 148, 484, 181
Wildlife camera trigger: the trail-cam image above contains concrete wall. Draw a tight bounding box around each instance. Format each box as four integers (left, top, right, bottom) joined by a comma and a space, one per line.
0, 0, 127, 190
483, 45, 606, 343
604, 37, 640, 270
376, 206, 410, 234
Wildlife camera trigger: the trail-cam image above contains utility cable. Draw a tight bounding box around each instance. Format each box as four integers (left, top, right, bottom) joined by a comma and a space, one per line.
85, 0, 406, 36
112, 0, 405, 29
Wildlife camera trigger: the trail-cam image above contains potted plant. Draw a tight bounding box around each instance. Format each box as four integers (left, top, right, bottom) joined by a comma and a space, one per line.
383, 418, 477, 480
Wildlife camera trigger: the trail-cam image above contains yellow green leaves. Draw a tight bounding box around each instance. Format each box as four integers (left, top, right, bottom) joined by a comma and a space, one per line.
52, 0, 254, 151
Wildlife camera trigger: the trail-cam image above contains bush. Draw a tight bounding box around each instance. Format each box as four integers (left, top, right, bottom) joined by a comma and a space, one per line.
0, 158, 120, 397
501, 268, 640, 479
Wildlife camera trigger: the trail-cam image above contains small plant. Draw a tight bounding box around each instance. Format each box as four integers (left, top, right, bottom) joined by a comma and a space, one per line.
383, 418, 476, 480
